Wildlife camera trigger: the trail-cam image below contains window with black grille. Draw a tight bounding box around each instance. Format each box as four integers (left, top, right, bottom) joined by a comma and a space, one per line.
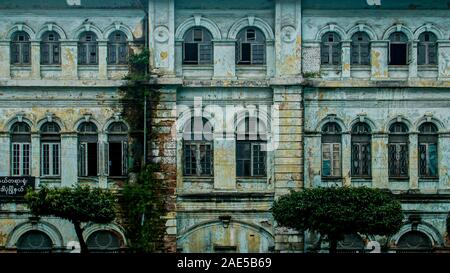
17, 230, 52, 253
418, 122, 438, 178
388, 122, 409, 178
351, 122, 371, 177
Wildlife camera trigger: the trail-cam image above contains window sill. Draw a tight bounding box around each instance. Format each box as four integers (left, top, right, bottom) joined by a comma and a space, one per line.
388, 65, 409, 70
419, 178, 439, 182
322, 176, 342, 180
236, 177, 267, 181
182, 64, 213, 68
350, 65, 370, 71
236, 65, 267, 70
389, 177, 409, 181
11, 65, 31, 70
108, 176, 128, 179
107, 65, 128, 69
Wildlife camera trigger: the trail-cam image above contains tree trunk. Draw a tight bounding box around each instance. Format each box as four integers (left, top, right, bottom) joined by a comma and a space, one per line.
329, 237, 338, 254
73, 221, 89, 254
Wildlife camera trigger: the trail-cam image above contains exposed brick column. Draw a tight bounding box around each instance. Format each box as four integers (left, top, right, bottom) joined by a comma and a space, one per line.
273, 85, 304, 252
150, 86, 178, 252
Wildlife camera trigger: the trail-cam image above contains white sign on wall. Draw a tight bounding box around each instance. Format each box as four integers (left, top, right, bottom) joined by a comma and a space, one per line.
366, 0, 381, 5
66, 0, 81, 6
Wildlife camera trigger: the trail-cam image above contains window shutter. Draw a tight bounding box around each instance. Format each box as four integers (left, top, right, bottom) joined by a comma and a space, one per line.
89, 44, 98, 64
332, 143, 341, 176
407, 41, 413, 64
104, 142, 109, 176
41, 43, 49, 64
22, 43, 30, 64
78, 44, 86, 65
417, 44, 426, 65
251, 44, 265, 64
108, 45, 116, 64
240, 43, 251, 64
122, 141, 128, 176
332, 44, 341, 65
11, 43, 19, 64
428, 43, 437, 65
78, 143, 86, 177
53, 44, 60, 64
199, 44, 212, 64
119, 44, 127, 64
183, 43, 198, 64
97, 142, 101, 176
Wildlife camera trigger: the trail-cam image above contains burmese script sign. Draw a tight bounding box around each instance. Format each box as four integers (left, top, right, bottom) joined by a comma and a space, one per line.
0, 177, 35, 199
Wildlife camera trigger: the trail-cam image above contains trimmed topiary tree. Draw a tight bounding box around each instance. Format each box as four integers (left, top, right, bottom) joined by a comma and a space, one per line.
25, 185, 117, 253
272, 186, 404, 253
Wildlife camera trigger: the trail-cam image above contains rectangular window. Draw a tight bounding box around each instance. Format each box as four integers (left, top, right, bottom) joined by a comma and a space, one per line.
389, 44, 407, 65
12, 143, 30, 176
89, 44, 97, 64
79, 142, 98, 177
388, 143, 409, 178
41, 43, 50, 64
41, 143, 60, 176
22, 43, 30, 64
246, 29, 256, 41
236, 142, 266, 177
199, 44, 212, 64
184, 43, 198, 64
184, 142, 212, 176
78, 45, 87, 65
419, 143, 438, 178
11, 43, 20, 64
322, 143, 341, 177
108, 45, 117, 64
193, 29, 203, 42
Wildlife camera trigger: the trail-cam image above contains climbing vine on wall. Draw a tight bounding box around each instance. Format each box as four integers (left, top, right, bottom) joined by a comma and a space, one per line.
118, 48, 166, 252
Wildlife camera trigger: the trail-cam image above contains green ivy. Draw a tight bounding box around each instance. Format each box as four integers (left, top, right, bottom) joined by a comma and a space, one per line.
118, 48, 165, 252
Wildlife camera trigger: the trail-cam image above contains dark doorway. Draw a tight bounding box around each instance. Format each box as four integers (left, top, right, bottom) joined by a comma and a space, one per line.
109, 142, 122, 176
390, 44, 407, 65
87, 143, 98, 176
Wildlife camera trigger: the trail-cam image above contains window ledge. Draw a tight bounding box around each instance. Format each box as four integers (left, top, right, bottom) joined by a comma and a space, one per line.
78, 65, 99, 70
236, 177, 267, 182
322, 176, 342, 180
388, 65, 409, 70
11, 65, 31, 70
350, 65, 370, 71
419, 178, 439, 182
108, 176, 128, 179
236, 65, 267, 70
418, 65, 438, 71
389, 177, 409, 182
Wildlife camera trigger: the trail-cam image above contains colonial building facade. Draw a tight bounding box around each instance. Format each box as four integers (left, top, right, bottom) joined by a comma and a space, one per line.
0, 0, 449, 253
0, 0, 146, 252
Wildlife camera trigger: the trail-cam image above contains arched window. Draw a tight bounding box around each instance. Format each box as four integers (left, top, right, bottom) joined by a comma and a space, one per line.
86, 230, 122, 253
351, 32, 370, 65
389, 32, 409, 65
41, 31, 60, 65
78, 122, 98, 177
183, 117, 213, 176
388, 122, 409, 178
397, 231, 432, 253
78, 32, 98, 65
236, 116, 267, 177
418, 122, 438, 178
106, 122, 128, 176
17, 230, 52, 253
11, 122, 31, 176
11, 31, 31, 65
351, 122, 371, 177
321, 32, 341, 65
418, 32, 437, 65
321, 122, 342, 177
40, 122, 61, 177
236, 27, 266, 65
108, 31, 128, 65
337, 234, 365, 253
183, 27, 213, 65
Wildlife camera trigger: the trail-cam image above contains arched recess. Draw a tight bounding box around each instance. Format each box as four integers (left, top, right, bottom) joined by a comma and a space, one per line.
73, 114, 101, 132
175, 16, 222, 41
177, 219, 275, 253
72, 22, 104, 40
348, 115, 377, 133
384, 115, 414, 133
414, 115, 445, 132
36, 114, 66, 132
413, 23, 445, 40
382, 24, 414, 41
176, 108, 217, 135
314, 23, 347, 41
103, 22, 134, 42
233, 108, 271, 134
315, 114, 348, 133
82, 222, 127, 246
36, 23, 67, 40
346, 24, 377, 41
228, 16, 274, 41
5, 114, 33, 132
6, 220, 64, 248
390, 222, 443, 247
103, 115, 131, 134
6, 23, 35, 40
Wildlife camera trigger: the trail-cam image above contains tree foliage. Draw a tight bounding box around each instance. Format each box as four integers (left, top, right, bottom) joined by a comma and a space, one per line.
121, 164, 166, 252
272, 186, 404, 252
25, 185, 117, 253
